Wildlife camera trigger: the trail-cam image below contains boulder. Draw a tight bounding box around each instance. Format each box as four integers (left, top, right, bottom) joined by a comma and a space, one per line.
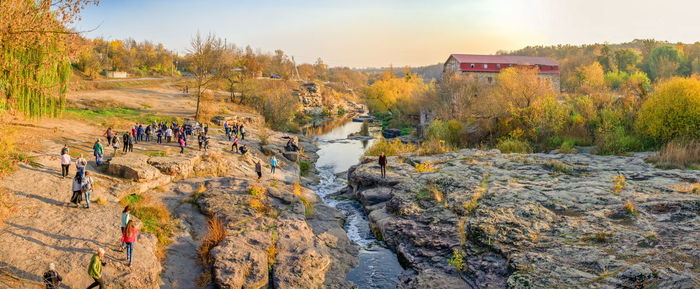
147, 154, 200, 177
382, 128, 401, 139
357, 187, 393, 206
107, 153, 162, 182
210, 233, 271, 289
283, 151, 299, 162
260, 144, 280, 156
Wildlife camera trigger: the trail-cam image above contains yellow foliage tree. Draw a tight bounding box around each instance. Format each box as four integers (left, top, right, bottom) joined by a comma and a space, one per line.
635, 77, 700, 144
363, 69, 426, 113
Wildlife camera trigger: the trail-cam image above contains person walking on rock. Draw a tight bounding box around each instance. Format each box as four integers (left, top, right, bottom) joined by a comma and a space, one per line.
231, 135, 239, 152
70, 173, 83, 207
255, 160, 262, 180
270, 156, 278, 174
240, 125, 246, 140
82, 171, 94, 209
121, 206, 131, 251
178, 136, 186, 154
43, 262, 62, 289
93, 139, 103, 166
122, 220, 138, 267
60, 149, 71, 178
378, 152, 387, 178
86, 248, 106, 289
76, 154, 87, 179
165, 127, 173, 143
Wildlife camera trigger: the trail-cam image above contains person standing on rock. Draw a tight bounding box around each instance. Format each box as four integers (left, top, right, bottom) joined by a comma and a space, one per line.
111, 136, 119, 156
122, 220, 138, 267
121, 206, 131, 251
70, 173, 83, 207
255, 160, 262, 180
127, 133, 134, 153
270, 156, 278, 174
93, 139, 103, 166
145, 124, 152, 142
224, 121, 230, 140
165, 127, 173, 143
76, 154, 87, 179
378, 152, 387, 178
60, 149, 71, 179
178, 136, 186, 154
82, 171, 94, 209
131, 126, 137, 144
156, 127, 163, 144
103, 128, 114, 146
197, 133, 204, 151
43, 262, 62, 289
231, 135, 239, 152
240, 125, 246, 140
86, 248, 106, 289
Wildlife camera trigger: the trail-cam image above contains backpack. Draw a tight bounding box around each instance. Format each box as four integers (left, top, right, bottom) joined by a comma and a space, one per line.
81, 177, 92, 193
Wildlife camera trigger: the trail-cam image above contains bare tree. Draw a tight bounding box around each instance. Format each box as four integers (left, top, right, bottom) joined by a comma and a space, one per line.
188, 32, 224, 120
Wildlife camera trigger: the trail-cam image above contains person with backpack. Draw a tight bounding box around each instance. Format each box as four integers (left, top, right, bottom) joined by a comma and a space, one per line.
86, 248, 106, 289
121, 206, 131, 251
60, 149, 71, 179
145, 125, 152, 142
156, 128, 163, 144
111, 136, 119, 156
93, 139, 103, 166
70, 173, 83, 207
42, 262, 62, 289
122, 220, 139, 267
255, 160, 262, 180
270, 156, 278, 174
131, 126, 138, 144
76, 154, 87, 179
82, 171, 94, 209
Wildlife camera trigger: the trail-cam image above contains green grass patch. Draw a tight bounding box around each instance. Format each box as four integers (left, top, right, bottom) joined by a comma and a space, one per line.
119, 193, 174, 259
299, 160, 312, 176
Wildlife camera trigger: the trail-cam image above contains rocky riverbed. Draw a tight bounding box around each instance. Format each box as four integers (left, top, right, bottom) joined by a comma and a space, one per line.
344, 149, 700, 288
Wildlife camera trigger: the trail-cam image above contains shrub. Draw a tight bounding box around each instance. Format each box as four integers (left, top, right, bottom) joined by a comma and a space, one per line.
558, 140, 578, 154
635, 77, 700, 144
543, 160, 573, 174
496, 138, 533, 154
299, 160, 312, 176
257, 129, 271, 145
291, 182, 315, 218
119, 193, 174, 258
594, 126, 645, 155
426, 119, 463, 147
648, 139, 700, 169
447, 249, 465, 272
415, 162, 436, 173
364, 138, 416, 156
612, 175, 626, 194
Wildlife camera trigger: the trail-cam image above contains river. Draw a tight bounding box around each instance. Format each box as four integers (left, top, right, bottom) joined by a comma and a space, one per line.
309, 120, 404, 289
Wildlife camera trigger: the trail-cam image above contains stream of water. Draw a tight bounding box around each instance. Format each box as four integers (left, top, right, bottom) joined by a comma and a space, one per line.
310, 121, 404, 289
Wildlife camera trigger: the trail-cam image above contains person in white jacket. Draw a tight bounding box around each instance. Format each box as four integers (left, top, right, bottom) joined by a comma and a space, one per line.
60, 149, 71, 179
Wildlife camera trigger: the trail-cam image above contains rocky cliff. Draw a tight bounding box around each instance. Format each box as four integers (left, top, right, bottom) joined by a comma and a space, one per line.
346, 149, 700, 288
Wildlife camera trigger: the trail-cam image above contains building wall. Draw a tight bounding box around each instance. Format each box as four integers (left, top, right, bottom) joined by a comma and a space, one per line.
457, 71, 561, 92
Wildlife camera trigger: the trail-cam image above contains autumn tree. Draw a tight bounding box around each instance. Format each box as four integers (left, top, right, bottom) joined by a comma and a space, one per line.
636, 77, 700, 144
0, 0, 98, 117
187, 32, 225, 120
648, 46, 683, 80
362, 68, 426, 114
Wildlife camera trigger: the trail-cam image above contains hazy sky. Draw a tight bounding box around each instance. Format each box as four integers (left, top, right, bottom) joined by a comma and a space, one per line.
74, 0, 700, 68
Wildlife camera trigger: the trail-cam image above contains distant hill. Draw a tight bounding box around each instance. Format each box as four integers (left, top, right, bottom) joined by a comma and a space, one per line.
356, 63, 443, 82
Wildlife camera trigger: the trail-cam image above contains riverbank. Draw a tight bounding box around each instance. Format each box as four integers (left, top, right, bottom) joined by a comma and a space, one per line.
345, 149, 700, 288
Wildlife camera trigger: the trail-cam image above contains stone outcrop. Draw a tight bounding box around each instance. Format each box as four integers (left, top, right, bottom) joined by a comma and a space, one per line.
148, 153, 201, 177
347, 149, 700, 288
195, 177, 358, 289
107, 153, 163, 181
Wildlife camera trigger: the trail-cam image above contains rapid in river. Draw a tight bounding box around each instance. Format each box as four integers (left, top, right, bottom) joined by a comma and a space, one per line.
309, 120, 404, 289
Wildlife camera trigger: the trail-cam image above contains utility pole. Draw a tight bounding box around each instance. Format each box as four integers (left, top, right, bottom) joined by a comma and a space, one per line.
291, 56, 303, 82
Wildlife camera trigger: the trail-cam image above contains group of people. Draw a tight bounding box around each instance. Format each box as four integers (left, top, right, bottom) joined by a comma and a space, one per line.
223, 121, 246, 141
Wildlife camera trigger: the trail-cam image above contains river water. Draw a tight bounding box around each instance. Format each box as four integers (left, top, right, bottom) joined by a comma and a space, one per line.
309, 120, 404, 289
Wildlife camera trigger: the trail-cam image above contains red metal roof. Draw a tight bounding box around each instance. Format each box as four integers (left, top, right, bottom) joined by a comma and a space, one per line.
449, 54, 558, 66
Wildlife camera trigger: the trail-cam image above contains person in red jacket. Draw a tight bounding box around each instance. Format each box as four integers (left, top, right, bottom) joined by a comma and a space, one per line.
121, 220, 138, 267
378, 152, 387, 178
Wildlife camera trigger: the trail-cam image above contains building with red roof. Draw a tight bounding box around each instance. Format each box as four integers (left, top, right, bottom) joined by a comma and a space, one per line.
443, 54, 560, 91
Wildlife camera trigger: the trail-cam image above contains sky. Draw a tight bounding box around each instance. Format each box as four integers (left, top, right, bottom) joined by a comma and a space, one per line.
74, 0, 700, 68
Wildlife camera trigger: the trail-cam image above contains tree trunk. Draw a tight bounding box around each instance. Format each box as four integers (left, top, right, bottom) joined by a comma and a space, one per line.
195, 80, 202, 120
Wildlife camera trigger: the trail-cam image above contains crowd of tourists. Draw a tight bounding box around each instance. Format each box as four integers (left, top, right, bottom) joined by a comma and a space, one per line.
47, 117, 305, 288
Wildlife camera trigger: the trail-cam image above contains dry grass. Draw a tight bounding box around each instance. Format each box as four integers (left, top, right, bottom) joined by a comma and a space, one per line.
94, 197, 107, 206
649, 139, 700, 169
249, 198, 273, 215
417, 139, 452, 156
624, 200, 637, 216
463, 174, 489, 214
364, 138, 416, 157
414, 162, 436, 173
119, 193, 174, 259
199, 216, 226, 265
248, 184, 266, 199
672, 183, 700, 194
266, 229, 279, 272
291, 182, 315, 218
257, 128, 271, 146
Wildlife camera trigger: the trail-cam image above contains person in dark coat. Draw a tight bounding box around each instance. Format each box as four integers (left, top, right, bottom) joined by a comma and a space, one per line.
43, 263, 62, 289
378, 152, 387, 178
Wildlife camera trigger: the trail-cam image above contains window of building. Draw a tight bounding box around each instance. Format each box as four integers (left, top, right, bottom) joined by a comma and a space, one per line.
483, 64, 488, 69
470, 63, 475, 68
551, 66, 555, 70
496, 64, 501, 68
